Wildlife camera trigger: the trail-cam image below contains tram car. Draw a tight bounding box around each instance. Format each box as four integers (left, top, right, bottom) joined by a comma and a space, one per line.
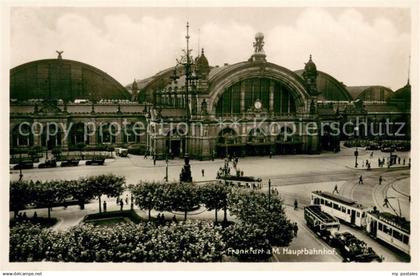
365, 210, 410, 255
217, 175, 262, 188
311, 191, 367, 227
304, 205, 340, 243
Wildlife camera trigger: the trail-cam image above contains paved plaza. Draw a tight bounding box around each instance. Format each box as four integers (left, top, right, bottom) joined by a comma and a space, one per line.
9, 144, 411, 262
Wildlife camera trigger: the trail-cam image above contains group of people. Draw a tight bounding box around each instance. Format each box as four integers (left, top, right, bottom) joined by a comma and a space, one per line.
361, 159, 371, 170
156, 213, 178, 225
115, 195, 134, 211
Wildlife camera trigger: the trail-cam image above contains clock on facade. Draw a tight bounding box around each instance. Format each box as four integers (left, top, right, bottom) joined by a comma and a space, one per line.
254, 99, 262, 110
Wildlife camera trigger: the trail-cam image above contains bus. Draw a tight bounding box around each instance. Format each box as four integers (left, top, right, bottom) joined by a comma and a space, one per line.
311, 191, 367, 227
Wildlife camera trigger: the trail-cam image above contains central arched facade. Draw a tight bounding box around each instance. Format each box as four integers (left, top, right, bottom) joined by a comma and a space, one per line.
208, 62, 311, 115
214, 77, 297, 116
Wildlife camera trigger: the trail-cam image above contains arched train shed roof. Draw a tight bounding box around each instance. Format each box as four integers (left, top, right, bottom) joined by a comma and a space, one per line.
295, 70, 352, 101
346, 85, 393, 101
11, 59, 130, 101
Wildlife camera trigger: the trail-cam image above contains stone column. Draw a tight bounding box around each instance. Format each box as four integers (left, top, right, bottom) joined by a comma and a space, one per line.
269, 81, 274, 112
240, 81, 245, 113
60, 121, 68, 150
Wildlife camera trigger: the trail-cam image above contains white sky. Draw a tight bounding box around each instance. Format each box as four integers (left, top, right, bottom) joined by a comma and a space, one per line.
10, 7, 411, 90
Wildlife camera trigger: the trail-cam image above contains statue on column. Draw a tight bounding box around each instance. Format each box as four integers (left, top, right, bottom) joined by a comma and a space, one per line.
201, 99, 208, 115
249, 32, 266, 62
180, 154, 193, 183
253, 32, 265, 54
56, 50, 64, 60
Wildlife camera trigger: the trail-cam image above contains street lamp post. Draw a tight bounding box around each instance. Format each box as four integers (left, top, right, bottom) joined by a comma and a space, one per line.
19, 151, 23, 181
354, 147, 359, 168
165, 152, 169, 182
176, 22, 198, 183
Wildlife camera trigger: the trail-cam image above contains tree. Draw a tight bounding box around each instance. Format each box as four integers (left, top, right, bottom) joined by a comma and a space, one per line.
87, 174, 125, 213
67, 179, 94, 210
28, 148, 38, 162
32, 180, 61, 219
223, 222, 272, 262
199, 182, 230, 223
229, 190, 294, 247
167, 182, 200, 221
130, 182, 167, 220
51, 147, 62, 159
10, 181, 32, 219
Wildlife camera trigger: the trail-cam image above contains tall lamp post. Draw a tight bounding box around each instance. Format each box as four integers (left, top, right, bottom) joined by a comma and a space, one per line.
175, 22, 198, 183
19, 151, 23, 181
354, 147, 359, 168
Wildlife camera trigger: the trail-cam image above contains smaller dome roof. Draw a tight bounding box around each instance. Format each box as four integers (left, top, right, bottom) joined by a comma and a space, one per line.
131, 79, 138, 90
304, 55, 317, 72
196, 48, 209, 67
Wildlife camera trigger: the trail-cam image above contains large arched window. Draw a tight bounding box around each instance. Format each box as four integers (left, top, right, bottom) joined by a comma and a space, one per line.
41, 124, 63, 149
217, 128, 239, 145
69, 122, 87, 145
11, 123, 33, 147
215, 78, 296, 116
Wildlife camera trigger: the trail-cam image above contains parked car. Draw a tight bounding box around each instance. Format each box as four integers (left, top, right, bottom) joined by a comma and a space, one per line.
86, 158, 105, 165
396, 145, 410, 152
38, 159, 57, 168
13, 162, 34, 170
60, 159, 80, 167
115, 148, 129, 157
380, 146, 395, 152
366, 144, 380, 150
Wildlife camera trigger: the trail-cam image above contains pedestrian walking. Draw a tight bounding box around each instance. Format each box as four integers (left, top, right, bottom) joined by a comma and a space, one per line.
202, 169, 205, 177
403, 158, 406, 165
398, 157, 401, 165
293, 222, 299, 237
379, 176, 383, 185
333, 184, 339, 194
370, 151, 374, 158
120, 199, 124, 211
359, 175, 363, 185
294, 199, 298, 210
103, 201, 107, 212
383, 197, 389, 208
125, 196, 129, 205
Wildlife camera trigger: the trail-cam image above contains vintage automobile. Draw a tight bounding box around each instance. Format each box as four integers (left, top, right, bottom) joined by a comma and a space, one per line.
115, 148, 129, 157
396, 144, 410, 152
331, 232, 381, 262
365, 143, 380, 150
38, 159, 57, 168
13, 162, 34, 170
380, 146, 395, 152
60, 159, 80, 167
86, 158, 105, 165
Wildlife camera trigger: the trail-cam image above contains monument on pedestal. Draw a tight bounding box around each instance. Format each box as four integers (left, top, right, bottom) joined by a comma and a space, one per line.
179, 154, 193, 183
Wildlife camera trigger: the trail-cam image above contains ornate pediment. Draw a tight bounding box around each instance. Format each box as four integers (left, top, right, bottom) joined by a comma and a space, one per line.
37, 100, 63, 114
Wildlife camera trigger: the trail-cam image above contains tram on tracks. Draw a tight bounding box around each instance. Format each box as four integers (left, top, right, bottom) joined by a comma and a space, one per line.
311, 191, 367, 227
310, 190, 411, 255
366, 210, 410, 255
304, 205, 340, 241
304, 205, 381, 262
217, 175, 262, 188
